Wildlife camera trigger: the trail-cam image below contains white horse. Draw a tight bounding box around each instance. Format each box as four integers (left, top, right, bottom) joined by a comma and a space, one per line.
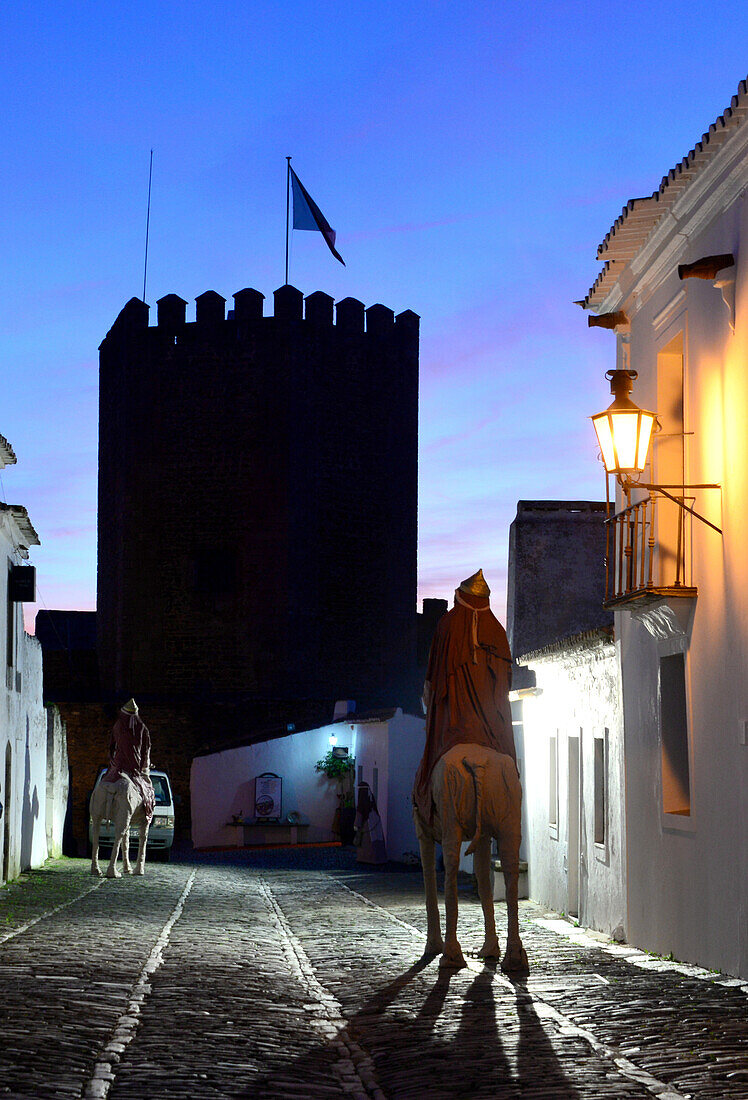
413, 744, 528, 973
90, 775, 149, 878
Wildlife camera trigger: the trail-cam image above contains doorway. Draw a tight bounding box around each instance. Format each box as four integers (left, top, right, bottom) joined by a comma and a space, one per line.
3, 743, 11, 882
567, 735, 580, 918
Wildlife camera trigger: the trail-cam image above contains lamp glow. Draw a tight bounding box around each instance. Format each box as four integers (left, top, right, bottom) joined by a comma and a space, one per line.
591, 369, 656, 479
328, 734, 338, 747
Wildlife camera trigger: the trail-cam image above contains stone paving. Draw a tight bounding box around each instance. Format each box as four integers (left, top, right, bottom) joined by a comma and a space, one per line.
0, 849, 745, 1099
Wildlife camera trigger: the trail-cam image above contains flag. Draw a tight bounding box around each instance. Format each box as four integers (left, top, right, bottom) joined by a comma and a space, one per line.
290, 166, 345, 265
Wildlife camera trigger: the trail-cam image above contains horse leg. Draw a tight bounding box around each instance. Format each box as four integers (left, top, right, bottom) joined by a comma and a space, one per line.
474, 835, 501, 959
498, 831, 528, 975
107, 802, 129, 878
121, 818, 133, 875
90, 815, 102, 877
106, 829, 123, 878
440, 834, 466, 969
416, 826, 444, 955
133, 815, 148, 876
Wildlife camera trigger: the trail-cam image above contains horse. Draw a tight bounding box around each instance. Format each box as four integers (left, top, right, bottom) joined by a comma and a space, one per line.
90, 774, 150, 878
413, 744, 529, 973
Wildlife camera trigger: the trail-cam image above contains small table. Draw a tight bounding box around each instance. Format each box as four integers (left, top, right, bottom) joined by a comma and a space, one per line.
225, 820, 310, 847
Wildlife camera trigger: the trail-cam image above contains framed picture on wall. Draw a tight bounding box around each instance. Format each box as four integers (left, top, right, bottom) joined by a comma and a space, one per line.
254, 773, 282, 821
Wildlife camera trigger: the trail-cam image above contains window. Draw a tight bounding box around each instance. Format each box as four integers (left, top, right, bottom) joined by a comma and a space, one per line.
594, 732, 607, 846
549, 732, 558, 832
660, 653, 691, 815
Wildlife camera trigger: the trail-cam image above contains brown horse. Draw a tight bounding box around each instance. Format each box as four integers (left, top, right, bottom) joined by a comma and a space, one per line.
413, 745, 528, 973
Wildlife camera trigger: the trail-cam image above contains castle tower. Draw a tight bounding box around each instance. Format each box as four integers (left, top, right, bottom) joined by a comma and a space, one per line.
97, 285, 419, 746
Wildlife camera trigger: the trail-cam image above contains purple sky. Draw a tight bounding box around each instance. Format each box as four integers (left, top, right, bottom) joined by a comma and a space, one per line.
2, 4, 747, 628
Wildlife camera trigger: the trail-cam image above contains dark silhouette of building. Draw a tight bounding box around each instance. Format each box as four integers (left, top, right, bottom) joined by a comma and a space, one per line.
506, 500, 612, 689
96, 284, 419, 747
35, 610, 99, 702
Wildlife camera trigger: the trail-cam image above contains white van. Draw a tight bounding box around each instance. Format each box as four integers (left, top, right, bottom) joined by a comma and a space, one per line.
88, 768, 175, 861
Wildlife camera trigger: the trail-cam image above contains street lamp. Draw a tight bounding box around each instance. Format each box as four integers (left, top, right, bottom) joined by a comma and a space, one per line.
591, 368, 722, 534
591, 369, 656, 485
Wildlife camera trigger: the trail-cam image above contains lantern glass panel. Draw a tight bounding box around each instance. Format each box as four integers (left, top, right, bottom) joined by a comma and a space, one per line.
592, 412, 616, 472
609, 409, 640, 471
636, 411, 655, 471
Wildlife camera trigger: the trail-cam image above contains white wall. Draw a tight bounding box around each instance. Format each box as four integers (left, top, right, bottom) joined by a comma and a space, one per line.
520, 638, 626, 938
327, 710, 426, 860
1, 540, 51, 880
190, 710, 427, 858
610, 189, 748, 978
384, 710, 426, 861
190, 724, 348, 849
45, 706, 69, 858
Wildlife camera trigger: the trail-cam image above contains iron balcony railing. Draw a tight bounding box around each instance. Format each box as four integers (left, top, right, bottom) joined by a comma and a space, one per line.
604, 491, 697, 607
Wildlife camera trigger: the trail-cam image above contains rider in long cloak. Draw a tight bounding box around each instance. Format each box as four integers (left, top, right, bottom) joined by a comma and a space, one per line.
413, 569, 517, 825
102, 699, 156, 823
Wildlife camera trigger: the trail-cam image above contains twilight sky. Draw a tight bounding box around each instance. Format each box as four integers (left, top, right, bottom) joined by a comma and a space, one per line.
2, 3, 747, 628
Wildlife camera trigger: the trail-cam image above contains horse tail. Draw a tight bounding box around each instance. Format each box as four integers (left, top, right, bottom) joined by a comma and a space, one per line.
104, 787, 117, 822
463, 759, 486, 856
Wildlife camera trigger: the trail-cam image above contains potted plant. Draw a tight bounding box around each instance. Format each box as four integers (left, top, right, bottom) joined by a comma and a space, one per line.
315, 750, 356, 845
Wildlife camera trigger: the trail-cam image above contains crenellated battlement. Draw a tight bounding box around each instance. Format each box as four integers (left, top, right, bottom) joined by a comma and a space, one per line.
97, 275, 419, 719
103, 284, 419, 344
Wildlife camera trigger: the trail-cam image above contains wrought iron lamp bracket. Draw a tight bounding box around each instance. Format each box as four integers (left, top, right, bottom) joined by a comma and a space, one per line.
617, 477, 722, 535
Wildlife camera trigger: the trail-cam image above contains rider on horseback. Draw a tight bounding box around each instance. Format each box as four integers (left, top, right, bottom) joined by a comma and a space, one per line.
102, 699, 156, 825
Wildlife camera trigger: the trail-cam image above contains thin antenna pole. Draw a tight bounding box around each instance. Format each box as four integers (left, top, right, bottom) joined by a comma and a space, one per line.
285, 156, 292, 285
142, 148, 154, 303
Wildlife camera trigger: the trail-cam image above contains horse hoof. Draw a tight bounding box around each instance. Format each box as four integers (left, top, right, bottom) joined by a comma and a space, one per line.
90, 867, 102, 877
134, 867, 145, 876
501, 947, 529, 975
106, 868, 121, 879
478, 938, 501, 960
424, 938, 445, 956
439, 951, 467, 970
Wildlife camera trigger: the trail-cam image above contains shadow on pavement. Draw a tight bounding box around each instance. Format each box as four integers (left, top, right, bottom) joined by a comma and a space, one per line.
239, 956, 580, 1099
180, 842, 580, 1098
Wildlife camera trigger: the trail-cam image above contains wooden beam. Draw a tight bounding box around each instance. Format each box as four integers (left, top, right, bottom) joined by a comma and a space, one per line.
588, 310, 629, 329
678, 253, 735, 280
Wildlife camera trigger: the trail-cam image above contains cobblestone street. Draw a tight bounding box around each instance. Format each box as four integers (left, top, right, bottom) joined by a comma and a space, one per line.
0, 848, 746, 1099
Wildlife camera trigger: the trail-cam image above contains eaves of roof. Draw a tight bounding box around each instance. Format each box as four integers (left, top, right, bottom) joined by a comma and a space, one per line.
579, 78, 748, 310
517, 626, 614, 665
333, 707, 400, 724
0, 503, 40, 549
0, 433, 17, 470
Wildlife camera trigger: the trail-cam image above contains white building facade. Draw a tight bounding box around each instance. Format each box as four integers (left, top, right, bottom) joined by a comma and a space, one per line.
580, 79, 748, 978
0, 433, 66, 881
518, 631, 626, 939
191, 708, 425, 860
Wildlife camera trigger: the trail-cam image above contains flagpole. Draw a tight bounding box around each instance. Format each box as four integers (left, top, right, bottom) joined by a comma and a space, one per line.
285, 156, 292, 285
142, 148, 154, 304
